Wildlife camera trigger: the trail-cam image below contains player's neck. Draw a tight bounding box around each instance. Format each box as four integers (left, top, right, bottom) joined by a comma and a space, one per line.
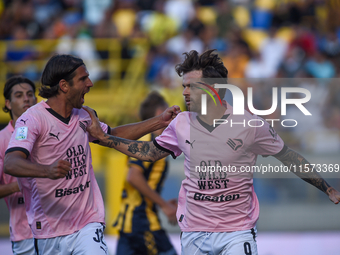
46, 97, 73, 119
197, 105, 226, 125
11, 116, 18, 128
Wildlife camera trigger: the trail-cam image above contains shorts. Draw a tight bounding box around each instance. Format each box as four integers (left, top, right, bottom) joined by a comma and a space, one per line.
12, 238, 36, 255
34, 222, 108, 255
181, 227, 257, 255
116, 229, 177, 255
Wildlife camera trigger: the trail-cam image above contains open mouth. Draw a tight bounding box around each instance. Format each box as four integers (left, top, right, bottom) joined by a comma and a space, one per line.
82, 89, 90, 104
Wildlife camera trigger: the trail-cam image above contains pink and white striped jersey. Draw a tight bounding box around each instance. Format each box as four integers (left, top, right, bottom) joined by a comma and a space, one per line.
6, 101, 108, 239
0, 121, 33, 242
155, 104, 285, 232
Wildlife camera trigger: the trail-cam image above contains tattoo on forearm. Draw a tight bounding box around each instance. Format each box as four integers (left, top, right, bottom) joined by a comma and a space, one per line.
140, 143, 150, 156
149, 144, 168, 161
100, 134, 168, 162
275, 148, 332, 194
128, 143, 139, 154
104, 134, 130, 147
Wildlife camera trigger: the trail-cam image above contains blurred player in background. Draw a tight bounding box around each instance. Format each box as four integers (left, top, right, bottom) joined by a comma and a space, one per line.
84, 49, 340, 255
0, 76, 37, 255
114, 91, 177, 255
3, 54, 180, 255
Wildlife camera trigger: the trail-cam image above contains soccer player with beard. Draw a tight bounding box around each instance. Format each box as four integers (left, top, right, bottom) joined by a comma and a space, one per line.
0, 76, 37, 255
85, 50, 340, 255
3, 54, 180, 255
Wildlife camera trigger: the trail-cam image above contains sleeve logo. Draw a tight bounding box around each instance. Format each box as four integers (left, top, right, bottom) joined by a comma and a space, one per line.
15, 127, 28, 140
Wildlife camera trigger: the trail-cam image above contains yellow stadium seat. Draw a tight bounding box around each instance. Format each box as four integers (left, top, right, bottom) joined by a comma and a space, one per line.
112, 9, 136, 37
242, 29, 268, 50
197, 6, 217, 25
276, 27, 296, 43
255, 0, 276, 10
233, 6, 250, 28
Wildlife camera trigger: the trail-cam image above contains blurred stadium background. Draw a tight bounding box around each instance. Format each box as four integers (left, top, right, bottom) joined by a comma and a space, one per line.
0, 0, 340, 254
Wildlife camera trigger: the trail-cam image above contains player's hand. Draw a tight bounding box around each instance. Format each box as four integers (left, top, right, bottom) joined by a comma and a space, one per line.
83, 106, 105, 140
159, 105, 181, 127
168, 198, 178, 208
161, 199, 178, 225
9, 182, 20, 193
4, 182, 20, 194
47, 160, 71, 179
327, 188, 340, 204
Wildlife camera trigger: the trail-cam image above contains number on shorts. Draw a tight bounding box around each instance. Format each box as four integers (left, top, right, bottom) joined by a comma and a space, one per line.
93, 228, 106, 246
244, 242, 252, 255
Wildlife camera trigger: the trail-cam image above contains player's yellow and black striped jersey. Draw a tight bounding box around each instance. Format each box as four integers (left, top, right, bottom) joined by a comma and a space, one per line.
113, 133, 169, 233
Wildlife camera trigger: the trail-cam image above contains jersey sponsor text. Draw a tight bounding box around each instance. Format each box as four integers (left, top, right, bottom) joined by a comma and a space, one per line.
55, 181, 91, 197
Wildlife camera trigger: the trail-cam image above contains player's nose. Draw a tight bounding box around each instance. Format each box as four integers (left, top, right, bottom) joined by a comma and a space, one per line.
86, 78, 94, 88
183, 86, 190, 96
23, 94, 29, 102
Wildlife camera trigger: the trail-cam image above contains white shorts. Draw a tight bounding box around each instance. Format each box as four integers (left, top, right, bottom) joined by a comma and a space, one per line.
12, 238, 36, 255
34, 222, 108, 255
181, 227, 258, 255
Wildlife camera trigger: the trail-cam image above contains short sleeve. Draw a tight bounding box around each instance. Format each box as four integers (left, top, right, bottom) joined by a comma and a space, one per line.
249, 117, 285, 156
6, 113, 40, 158
154, 117, 182, 159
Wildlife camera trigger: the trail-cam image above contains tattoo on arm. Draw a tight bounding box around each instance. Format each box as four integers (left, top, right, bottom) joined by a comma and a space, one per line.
103, 134, 130, 147
100, 134, 168, 162
128, 143, 139, 154
274, 147, 333, 195
140, 143, 150, 157
148, 143, 168, 161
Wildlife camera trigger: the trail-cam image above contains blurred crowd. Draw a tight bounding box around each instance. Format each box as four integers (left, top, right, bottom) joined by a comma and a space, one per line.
1, 0, 340, 151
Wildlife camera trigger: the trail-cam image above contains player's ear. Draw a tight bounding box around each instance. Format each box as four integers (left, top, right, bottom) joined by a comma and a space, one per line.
59, 79, 68, 93
5, 99, 11, 111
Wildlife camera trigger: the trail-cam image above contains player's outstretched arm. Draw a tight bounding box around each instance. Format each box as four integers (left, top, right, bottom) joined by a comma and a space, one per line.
274, 147, 340, 204
127, 166, 177, 224
0, 182, 20, 199
94, 133, 168, 162
4, 151, 72, 179
83, 106, 169, 162
109, 105, 181, 140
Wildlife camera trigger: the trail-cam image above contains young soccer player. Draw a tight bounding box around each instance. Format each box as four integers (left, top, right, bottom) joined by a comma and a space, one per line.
0, 76, 37, 255
84, 50, 340, 255
3, 54, 180, 255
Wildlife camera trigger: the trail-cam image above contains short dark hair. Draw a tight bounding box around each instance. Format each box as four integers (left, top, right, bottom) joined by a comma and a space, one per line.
139, 91, 168, 121
39, 54, 84, 98
175, 49, 228, 98
3, 75, 36, 117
